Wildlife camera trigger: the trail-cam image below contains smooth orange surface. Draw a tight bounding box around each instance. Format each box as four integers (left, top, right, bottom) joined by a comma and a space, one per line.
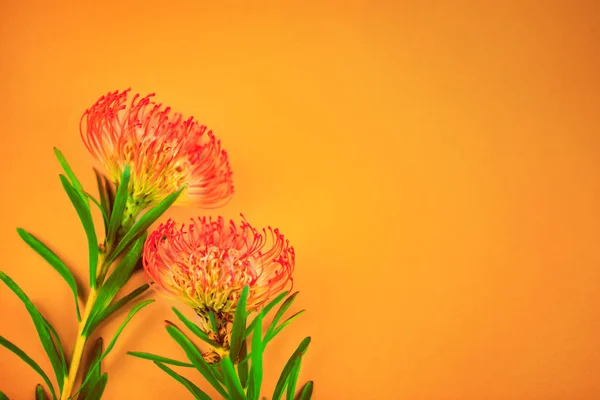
1, 1, 600, 399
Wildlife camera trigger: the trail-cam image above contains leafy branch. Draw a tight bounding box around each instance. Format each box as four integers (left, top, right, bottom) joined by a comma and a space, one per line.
129, 288, 314, 400
0, 150, 180, 399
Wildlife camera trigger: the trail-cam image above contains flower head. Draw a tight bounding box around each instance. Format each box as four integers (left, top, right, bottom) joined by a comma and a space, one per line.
80, 89, 234, 214
143, 216, 294, 328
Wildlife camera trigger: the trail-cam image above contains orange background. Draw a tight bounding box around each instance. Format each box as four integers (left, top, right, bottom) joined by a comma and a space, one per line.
1, 1, 599, 399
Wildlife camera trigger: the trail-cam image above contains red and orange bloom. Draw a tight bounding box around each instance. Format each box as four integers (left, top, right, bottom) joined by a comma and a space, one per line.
143, 216, 294, 339
80, 89, 234, 222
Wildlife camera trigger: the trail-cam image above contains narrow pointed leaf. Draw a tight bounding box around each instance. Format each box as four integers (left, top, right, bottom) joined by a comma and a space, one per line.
54, 148, 87, 205
166, 325, 228, 398
77, 337, 103, 400
102, 300, 155, 359
94, 169, 112, 232
286, 356, 302, 400
91, 283, 150, 331
266, 292, 299, 339
264, 310, 305, 345
272, 337, 311, 400
153, 361, 211, 400
86, 373, 108, 400
0, 336, 56, 400
89, 338, 103, 381
298, 381, 313, 400
105, 186, 185, 265
211, 361, 226, 385
245, 291, 288, 339
85, 236, 146, 335
172, 307, 220, 348
221, 356, 246, 400
17, 228, 81, 321
0, 272, 63, 394
107, 165, 130, 244
128, 351, 194, 367
247, 311, 264, 400
239, 352, 251, 367
35, 384, 47, 400
208, 310, 218, 334
229, 285, 249, 362
85, 192, 109, 230
41, 315, 67, 380
104, 178, 116, 214
238, 340, 249, 388
59, 175, 98, 289
77, 300, 154, 393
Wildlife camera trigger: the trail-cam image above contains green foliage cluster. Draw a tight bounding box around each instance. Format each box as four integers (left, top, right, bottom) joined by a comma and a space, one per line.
0, 150, 313, 399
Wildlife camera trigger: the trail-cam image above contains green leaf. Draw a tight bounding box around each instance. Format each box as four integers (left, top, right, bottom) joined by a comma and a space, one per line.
245, 291, 288, 339
59, 175, 98, 289
172, 307, 221, 348
77, 337, 103, 400
238, 352, 251, 368
238, 340, 249, 388
94, 169, 114, 226
264, 310, 305, 346
85, 373, 108, 400
35, 384, 47, 400
221, 356, 246, 400
94, 169, 111, 231
102, 299, 155, 359
107, 165, 130, 244
128, 351, 194, 367
229, 286, 249, 362
153, 361, 211, 400
298, 381, 313, 400
0, 391, 8, 400
84, 236, 146, 335
208, 310, 218, 334
272, 337, 311, 400
213, 363, 226, 386
16, 228, 81, 321
286, 355, 302, 400
54, 148, 87, 205
0, 272, 63, 394
265, 292, 299, 340
247, 311, 264, 400
91, 283, 150, 331
165, 325, 228, 398
105, 185, 185, 266
78, 300, 155, 393
85, 192, 109, 230
41, 315, 67, 381
0, 336, 56, 400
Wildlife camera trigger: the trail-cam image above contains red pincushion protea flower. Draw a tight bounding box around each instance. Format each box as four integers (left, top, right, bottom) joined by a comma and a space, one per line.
143, 216, 294, 332
80, 89, 234, 216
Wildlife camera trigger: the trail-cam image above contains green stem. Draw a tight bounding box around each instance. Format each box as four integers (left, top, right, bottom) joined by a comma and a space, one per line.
95, 245, 113, 286
60, 200, 143, 399
60, 288, 97, 400
61, 246, 111, 399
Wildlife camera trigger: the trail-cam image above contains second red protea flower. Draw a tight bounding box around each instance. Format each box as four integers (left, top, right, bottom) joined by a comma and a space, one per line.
143, 216, 294, 358
80, 89, 234, 227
